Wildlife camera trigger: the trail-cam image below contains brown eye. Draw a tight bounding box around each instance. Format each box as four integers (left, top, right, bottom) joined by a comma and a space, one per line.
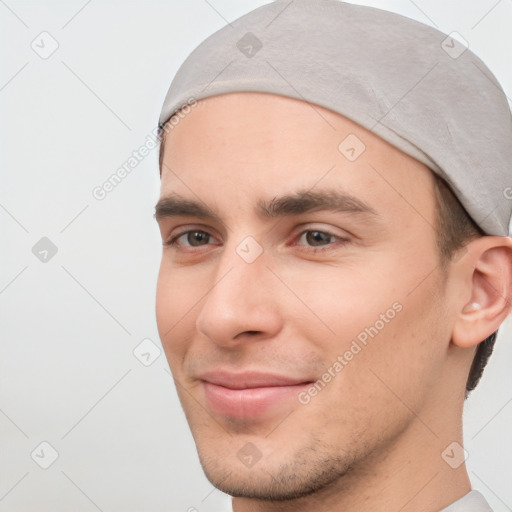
166, 230, 213, 248
303, 230, 336, 247
185, 231, 211, 246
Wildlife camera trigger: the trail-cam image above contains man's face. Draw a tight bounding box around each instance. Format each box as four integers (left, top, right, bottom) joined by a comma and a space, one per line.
155, 92, 453, 500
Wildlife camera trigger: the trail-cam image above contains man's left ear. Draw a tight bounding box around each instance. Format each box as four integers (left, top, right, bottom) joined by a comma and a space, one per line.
451, 236, 512, 348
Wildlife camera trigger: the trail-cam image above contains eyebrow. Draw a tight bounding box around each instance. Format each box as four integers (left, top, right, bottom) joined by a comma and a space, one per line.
154, 190, 378, 222
155, 194, 222, 222
257, 190, 378, 218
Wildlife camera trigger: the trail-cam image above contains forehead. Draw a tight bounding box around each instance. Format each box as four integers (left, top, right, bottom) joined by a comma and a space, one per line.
161, 92, 436, 226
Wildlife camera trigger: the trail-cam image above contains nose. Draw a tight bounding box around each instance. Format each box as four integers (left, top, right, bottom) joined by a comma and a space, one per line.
195, 245, 283, 347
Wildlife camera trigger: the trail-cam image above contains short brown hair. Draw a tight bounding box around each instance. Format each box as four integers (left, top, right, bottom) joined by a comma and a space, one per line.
433, 174, 496, 398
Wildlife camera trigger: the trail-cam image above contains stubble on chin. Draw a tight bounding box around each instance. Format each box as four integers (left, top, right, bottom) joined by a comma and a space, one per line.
195, 435, 361, 502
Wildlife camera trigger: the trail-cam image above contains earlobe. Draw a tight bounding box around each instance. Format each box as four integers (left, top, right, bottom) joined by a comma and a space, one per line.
451, 236, 512, 349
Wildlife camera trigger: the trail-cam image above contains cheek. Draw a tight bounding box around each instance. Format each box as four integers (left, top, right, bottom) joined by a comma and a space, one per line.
155, 263, 203, 364
323, 280, 445, 415
278, 242, 446, 389
275, 257, 403, 345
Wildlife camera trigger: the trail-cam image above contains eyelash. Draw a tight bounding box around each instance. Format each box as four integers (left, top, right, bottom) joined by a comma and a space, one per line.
164, 228, 350, 253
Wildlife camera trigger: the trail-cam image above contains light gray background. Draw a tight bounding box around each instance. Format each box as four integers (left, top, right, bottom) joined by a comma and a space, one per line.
1, 1, 511, 511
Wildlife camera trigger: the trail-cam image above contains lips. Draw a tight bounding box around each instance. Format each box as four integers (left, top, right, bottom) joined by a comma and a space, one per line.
198, 371, 313, 419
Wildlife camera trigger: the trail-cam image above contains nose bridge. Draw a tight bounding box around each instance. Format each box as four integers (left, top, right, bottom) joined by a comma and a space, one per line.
195, 236, 281, 344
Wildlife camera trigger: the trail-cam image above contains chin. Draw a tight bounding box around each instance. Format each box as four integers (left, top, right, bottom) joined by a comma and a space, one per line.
196, 441, 353, 502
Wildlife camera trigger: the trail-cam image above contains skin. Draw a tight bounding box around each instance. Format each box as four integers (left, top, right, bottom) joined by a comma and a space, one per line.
155, 92, 512, 511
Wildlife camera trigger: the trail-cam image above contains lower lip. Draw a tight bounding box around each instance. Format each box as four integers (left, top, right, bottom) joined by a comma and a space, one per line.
202, 382, 311, 419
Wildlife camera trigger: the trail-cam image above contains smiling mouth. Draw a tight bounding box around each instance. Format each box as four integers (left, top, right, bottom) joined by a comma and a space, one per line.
198, 371, 314, 419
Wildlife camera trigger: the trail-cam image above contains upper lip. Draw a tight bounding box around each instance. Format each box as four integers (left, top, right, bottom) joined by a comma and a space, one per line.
198, 370, 313, 390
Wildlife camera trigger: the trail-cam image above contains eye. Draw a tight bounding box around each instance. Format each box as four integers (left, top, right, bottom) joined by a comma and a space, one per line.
295, 229, 349, 250
300, 230, 334, 246
165, 229, 215, 248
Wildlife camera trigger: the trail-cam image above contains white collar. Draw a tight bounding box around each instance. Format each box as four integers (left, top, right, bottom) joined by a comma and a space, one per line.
440, 490, 493, 512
